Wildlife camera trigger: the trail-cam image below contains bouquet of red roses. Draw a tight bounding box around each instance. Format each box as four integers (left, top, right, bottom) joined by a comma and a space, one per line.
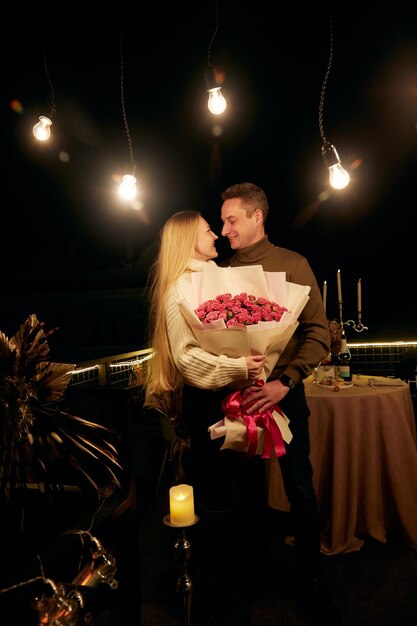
179, 264, 310, 381
178, 265, 310, 456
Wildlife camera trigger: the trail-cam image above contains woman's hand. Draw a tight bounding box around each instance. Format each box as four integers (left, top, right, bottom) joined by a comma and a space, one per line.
246, 354, 266, 381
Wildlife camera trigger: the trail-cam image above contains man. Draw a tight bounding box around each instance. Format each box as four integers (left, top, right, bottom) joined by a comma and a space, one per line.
220, 182, 339, 624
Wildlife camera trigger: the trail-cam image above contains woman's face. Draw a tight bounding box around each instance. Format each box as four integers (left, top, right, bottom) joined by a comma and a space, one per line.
194, 216, 218, 261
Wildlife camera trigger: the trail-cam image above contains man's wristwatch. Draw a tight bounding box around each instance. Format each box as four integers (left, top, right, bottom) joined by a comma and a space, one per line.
279, 373, 296, 391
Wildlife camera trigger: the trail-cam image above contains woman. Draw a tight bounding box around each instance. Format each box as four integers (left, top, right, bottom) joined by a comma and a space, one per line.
144, 210, 265, 625
144, 210, 265, 417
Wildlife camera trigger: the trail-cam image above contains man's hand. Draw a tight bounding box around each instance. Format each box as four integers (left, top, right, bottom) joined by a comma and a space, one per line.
240, 378, 289, 414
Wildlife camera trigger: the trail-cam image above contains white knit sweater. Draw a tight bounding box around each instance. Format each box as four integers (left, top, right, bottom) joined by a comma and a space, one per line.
166, 259, 248, 389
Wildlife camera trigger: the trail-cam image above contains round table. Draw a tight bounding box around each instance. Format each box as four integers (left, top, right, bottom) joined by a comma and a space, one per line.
267, 375, 417, 555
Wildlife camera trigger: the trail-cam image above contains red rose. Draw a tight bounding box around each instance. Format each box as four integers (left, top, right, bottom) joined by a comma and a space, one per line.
195, 293, 287, 327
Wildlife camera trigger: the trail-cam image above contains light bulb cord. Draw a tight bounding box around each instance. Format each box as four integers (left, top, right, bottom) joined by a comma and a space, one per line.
318, 18, 334, 146
43, 51, 56, 118
207, 0, 220, 69
120, 31, 135, 176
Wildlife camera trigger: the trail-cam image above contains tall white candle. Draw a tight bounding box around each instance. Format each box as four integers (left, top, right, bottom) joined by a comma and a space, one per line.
337, 269, 342, 305
322, 281, 327, 314
357, 278, 362, 313
169, 484, 195, 526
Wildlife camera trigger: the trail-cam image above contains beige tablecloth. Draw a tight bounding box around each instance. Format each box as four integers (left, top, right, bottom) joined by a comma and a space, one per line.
267, 375, 417, 555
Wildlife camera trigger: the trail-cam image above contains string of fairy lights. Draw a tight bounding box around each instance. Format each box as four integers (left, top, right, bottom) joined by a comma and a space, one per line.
30, 11, 349, 210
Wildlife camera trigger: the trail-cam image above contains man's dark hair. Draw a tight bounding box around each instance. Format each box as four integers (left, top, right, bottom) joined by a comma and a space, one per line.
221, 182, 269, 222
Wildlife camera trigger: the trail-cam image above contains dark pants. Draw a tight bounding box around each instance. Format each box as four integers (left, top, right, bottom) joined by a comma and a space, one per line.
181, 382, 320, 597
277, 383, 321, 582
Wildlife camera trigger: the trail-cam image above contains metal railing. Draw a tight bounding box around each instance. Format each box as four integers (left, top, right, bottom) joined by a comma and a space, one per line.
349, 341, 417, 378
68, 348, 154, 388
67, 342, 417, 388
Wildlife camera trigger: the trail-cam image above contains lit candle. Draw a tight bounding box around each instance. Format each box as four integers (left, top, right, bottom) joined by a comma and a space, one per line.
337, 269, 342, 305
169, 484, 195, 526
357, 278, 362, 313
322, 280, 327, 314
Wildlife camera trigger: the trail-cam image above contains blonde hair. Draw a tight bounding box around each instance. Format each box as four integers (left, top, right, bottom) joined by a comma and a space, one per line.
144, 210, 201, 416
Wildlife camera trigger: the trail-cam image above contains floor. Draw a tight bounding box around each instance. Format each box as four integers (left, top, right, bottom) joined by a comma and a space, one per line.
138, 470, 417, 626
1, 461, 417, 625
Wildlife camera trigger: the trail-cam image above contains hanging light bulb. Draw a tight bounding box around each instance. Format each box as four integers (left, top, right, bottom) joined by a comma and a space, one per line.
207, 86, 227, 115
118, 32, 139, 204
33, 52, 56, 142
321, 142, 350, 190
205, 1, 227, 116
33, 115, 53, 141
328, 162, 350, 190
318, 20, 350, 191
118, 174, 137, 200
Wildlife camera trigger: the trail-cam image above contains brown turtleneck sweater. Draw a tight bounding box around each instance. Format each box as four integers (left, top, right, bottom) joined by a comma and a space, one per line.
220, 236, 330, 384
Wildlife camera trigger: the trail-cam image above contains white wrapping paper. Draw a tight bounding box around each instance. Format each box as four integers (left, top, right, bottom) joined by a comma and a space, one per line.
178, 264, 310, 380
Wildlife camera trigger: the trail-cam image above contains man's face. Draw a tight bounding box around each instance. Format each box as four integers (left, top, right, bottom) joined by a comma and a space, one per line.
221, 198, 262, 250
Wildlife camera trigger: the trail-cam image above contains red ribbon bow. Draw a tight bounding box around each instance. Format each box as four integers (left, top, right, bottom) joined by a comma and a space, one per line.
221, 381, 286, 459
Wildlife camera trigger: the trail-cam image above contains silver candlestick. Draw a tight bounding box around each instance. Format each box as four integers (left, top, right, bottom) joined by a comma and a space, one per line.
163, 514, 199, 626
344, 313, 368, 332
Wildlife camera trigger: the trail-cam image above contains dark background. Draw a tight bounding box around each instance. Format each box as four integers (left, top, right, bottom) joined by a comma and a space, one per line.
2, 4, 417, 351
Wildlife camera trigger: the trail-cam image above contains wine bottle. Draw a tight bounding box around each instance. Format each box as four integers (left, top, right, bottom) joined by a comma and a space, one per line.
315, 353, 336, 382
337, 329, 352, 381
